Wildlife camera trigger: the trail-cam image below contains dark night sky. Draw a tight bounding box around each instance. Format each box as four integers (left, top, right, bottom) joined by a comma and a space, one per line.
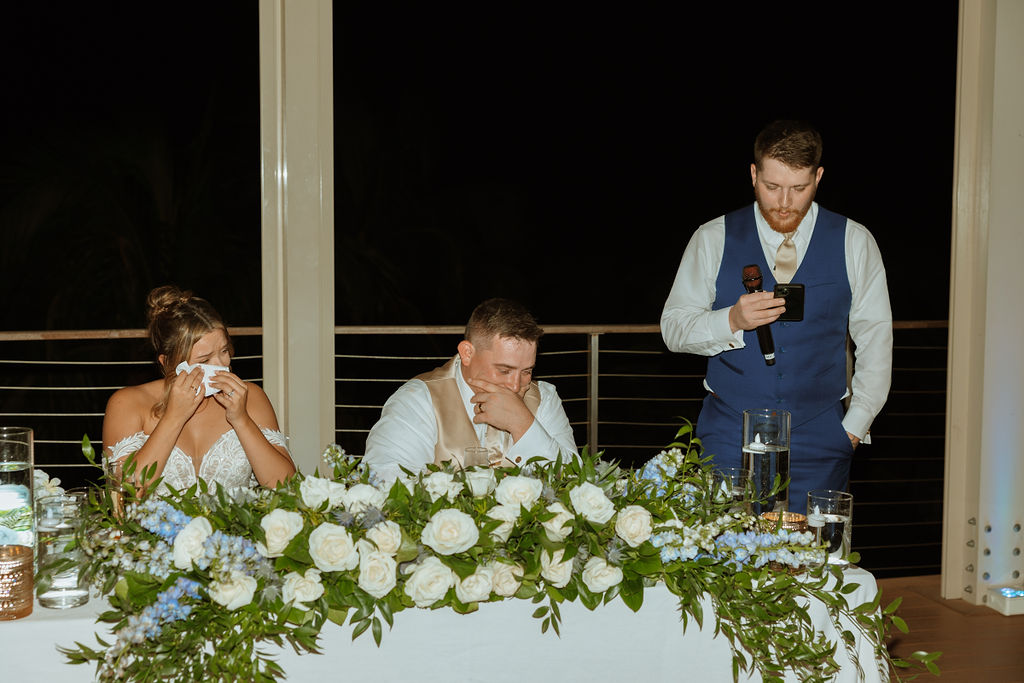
1, 2, 959, 330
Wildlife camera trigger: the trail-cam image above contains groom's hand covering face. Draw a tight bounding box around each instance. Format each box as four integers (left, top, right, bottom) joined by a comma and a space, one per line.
458, 335, 536, 397
459, 335, 537, 439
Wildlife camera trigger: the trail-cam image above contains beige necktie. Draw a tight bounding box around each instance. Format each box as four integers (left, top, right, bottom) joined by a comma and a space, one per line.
774, 232, 797, 283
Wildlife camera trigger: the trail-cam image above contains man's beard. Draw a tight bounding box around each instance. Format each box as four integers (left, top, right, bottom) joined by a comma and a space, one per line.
754, 187, 813, 234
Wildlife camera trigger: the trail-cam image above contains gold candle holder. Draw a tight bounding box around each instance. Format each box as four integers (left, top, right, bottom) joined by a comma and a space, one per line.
0, 544, 34, 620
759, 511, 808, 533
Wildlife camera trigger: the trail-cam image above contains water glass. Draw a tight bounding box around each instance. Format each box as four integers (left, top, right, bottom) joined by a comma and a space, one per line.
102, 452, 126, 518
806, 489, 854, 567
0, 426, 35, 548
741, 409, 791, 514
35, 490, 90, 608
463, 447, 491, 468
712, 466, 749, 512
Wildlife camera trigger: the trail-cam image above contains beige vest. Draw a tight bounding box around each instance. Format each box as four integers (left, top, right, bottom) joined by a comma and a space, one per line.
415, 357, 541, 469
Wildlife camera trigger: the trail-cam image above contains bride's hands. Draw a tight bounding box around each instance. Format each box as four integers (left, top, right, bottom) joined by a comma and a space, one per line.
210, 371, 249, 426
166, 367, 205, 423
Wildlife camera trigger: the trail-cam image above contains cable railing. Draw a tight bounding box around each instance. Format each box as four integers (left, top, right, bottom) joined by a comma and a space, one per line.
0, 321, 948, 578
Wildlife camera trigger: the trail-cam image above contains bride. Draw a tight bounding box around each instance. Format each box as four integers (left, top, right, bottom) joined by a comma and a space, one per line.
102, 285, 295, 492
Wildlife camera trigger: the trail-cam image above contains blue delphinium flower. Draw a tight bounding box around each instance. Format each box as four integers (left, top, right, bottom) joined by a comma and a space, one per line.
108, 576, 201, 656
711, 528, 817, 570
135, 499, 192, 541
199, 529, 272, 581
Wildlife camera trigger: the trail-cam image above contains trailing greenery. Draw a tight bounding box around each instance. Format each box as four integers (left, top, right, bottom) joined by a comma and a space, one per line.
54, 426, 940, 682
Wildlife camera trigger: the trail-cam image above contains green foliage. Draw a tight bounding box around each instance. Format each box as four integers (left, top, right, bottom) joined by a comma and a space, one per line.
52, 429, 939, 682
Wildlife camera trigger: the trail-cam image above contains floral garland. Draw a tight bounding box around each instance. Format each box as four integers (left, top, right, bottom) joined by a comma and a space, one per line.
58, 426, 939, 682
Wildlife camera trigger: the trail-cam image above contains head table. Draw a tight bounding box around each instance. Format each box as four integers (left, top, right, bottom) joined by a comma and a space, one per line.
4, 566, 884, 683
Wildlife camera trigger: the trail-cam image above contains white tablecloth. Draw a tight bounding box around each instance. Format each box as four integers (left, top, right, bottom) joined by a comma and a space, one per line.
4, 567, 884, 683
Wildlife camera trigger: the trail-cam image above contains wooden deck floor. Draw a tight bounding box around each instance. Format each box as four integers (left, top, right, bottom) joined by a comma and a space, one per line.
877, 575, 1024, 682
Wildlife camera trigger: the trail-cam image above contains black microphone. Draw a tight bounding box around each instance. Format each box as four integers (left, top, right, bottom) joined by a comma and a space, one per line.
741, 264, 776, 366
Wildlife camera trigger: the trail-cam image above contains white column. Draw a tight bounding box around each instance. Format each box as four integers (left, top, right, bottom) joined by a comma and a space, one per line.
944, 0, 1024, 603
258, 0, 335, 474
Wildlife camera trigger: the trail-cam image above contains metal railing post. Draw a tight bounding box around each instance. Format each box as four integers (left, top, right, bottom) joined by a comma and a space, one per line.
587, 332, 600, 451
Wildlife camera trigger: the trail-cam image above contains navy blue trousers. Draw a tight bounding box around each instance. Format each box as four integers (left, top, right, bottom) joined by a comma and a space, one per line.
695, 394, 854, 515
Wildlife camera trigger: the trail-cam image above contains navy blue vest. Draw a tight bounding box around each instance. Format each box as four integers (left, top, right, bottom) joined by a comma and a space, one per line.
705, 204, 851, 428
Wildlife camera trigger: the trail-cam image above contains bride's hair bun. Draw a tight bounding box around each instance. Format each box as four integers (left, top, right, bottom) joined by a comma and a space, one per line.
146, 285, 194, 324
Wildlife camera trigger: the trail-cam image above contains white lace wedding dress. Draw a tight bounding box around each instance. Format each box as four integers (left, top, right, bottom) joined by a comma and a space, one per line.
107, 427, 288, 492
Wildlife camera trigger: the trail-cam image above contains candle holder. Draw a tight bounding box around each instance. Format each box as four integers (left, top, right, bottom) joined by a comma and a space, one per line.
742, 410, 790, 515
0, 544, 33, 620
758, 511, 808, 533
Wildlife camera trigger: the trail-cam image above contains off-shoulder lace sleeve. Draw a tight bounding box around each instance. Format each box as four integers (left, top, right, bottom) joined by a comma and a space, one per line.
261, 427, 290, 455
107, 431, 148, 462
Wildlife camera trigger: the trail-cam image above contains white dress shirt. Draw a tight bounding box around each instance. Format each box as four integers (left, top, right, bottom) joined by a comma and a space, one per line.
660, 202, 893, 440
363, 356, 579, 482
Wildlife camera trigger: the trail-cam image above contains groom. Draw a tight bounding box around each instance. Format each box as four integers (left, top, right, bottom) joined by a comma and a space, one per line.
362, 298, 578, 482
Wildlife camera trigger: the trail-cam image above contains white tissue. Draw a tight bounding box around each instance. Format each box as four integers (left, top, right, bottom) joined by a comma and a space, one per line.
175, 361, 229, 397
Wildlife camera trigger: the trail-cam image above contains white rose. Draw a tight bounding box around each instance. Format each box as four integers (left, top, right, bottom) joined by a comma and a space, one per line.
404, 556, 455, 607
540, 548, 573, 588
423, 471, 463, 502
173, 517, 213, 569
581, 556, 624, 593
282, 568, 325, 607
365, 520, 403, 556
342, 483, 386, 513
327, 481, 347, 508
463, 468, 496, 498
541, 501, 574, 542
569, 482, 615, 524
488, 560, 524, 597
455, 565, 494, 604
357, 543, 398, 599
494, 475, 544, 509
614, 505, 653, 548
308, 522, 359, 572
421, 508, 479, 555
208, 570, 257, 610
485, 503, 520, 543
300, 475, 334, 509
258, 509, 305, 558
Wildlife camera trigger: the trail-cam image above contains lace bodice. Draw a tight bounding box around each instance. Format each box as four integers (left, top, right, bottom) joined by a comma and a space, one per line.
107, 427, 288, 493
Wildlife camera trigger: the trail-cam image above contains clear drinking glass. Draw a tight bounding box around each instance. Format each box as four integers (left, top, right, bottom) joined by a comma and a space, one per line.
0, 426, 35, 549
741, 409, 791, 515
102, 452, 126, 519
36, 490, 90, 608
463, 447, 491, 468
806, 489, 854, 567
712, 466, 750, 512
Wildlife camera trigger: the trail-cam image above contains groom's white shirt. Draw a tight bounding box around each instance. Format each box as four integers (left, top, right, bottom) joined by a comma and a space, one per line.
363, 356, 578, 482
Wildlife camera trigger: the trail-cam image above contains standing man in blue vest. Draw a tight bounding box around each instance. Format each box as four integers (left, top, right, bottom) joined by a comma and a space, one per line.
660, 120, 892, 514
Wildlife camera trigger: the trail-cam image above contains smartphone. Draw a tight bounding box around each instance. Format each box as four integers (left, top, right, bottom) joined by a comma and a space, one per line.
773, 283, 805, 322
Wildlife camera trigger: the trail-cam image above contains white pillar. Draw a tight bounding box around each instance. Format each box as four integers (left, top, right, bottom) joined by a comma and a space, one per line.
258, 0, 335, 474
944, 0, 1024, 603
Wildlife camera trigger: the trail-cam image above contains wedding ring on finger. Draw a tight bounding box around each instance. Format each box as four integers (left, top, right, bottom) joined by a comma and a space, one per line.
228, 390, 235, 397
